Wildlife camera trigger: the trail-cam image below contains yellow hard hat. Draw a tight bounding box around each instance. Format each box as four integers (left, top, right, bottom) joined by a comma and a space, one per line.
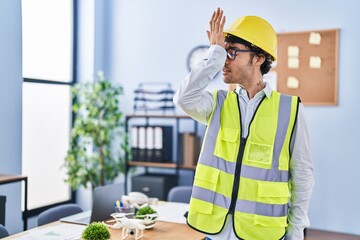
224, 16, 277, 61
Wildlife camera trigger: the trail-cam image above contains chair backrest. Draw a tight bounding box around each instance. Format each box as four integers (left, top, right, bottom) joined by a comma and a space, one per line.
167, 186, 192, 203
0, 224, 9, 239
37, 203, 83, 226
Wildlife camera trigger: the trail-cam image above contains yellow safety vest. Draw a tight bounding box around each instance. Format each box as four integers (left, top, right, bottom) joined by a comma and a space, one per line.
187, 90, 299, 240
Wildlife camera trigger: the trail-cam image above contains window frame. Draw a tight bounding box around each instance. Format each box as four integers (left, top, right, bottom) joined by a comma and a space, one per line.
22, 0, 78, 218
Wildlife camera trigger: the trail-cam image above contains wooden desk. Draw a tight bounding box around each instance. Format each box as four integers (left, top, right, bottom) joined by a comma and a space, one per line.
0, 174, 28, 230
3, 221, 205, 240
6, 221, 360, 240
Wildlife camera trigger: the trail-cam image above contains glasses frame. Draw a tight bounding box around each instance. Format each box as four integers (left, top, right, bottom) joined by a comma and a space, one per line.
226, 47, 253, 60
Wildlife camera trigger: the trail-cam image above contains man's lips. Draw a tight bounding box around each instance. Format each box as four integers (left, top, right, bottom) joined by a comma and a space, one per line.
222, 67, 231, 74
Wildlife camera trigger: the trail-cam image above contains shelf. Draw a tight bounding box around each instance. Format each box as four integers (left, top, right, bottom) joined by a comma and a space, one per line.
124, 114, 199, 193
178, 165, 197, 170
128, 161, 177, 168
128, 161, 196, 170
126, 114, 192, 119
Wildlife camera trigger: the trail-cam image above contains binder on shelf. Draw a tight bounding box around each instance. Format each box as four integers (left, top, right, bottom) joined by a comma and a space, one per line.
130, 126, 139, 161
179, 133, 200, 167
153, 126, 173, 163
138, 126, 146, 162
129, 125, 173, 163
153, 126, 163, 162
146, 126, 154, 161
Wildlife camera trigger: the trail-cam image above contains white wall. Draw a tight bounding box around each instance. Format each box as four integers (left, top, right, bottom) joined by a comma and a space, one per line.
106, 0, 360, 235
0, 0, 23, 234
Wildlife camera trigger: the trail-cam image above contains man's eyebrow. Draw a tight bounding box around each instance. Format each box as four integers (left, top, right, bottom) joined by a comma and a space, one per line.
227, 46, 241, 51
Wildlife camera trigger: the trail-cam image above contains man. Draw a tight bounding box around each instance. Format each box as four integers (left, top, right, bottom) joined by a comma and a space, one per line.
173, 8, 314, 240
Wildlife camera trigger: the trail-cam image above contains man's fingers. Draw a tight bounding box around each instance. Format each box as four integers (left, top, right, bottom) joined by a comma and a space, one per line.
208, 8, 226, 47
220, 15, 226, 30
210, 8, 221, 31
212, 9, 223, 33
209, 10, 216, 31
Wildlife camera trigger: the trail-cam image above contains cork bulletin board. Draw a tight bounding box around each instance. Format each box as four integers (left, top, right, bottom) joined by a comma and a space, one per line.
272, 29, 339, 105
229, 29, 339, 105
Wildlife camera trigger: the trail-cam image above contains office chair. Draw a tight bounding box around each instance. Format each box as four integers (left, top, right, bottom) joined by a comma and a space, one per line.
0, 224, 9, 239
167, 186, 192, 203
37, 203, 83, 226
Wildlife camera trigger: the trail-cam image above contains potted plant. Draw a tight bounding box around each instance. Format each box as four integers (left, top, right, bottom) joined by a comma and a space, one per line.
135, 206, 157, 229
82, 222, 110, 240
64, 71, 128, 190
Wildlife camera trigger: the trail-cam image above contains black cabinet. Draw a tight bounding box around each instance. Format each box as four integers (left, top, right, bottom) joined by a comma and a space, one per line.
125, 114, 200, 194
131, 174, 178, 200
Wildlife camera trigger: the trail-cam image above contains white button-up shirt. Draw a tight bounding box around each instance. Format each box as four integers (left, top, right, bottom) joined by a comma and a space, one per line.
174, 45, 314, 240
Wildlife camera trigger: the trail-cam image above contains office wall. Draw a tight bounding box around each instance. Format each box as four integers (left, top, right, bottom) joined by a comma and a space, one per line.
106, 0, 360, 235
0, 0, 23, 234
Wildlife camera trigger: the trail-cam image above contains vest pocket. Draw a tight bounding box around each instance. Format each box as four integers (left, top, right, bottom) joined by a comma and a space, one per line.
244, 141, 273, 167
257, 181, 290, 204
214, 127, 239, 161
192, 166, 220, 214
189, 196, 214, 214
254, 215, 288, 228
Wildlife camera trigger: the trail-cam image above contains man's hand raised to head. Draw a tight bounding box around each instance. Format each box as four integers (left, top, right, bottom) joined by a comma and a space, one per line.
207, 8, 226, 48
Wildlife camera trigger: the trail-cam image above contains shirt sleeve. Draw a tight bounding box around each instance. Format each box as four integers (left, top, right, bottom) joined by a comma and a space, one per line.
286, 103, 315, 240
173, 45, 227, 125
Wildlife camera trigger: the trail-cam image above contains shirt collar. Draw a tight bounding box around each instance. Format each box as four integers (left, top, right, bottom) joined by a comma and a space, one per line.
235, 82, 273, 99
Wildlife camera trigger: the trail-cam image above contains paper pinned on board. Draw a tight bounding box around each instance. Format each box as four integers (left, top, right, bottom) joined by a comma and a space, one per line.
288, 57, 299, 69
287, 46, 299, 57
287, 76, 300, 89
309, 32, 321, 45
309, 56, 322, 69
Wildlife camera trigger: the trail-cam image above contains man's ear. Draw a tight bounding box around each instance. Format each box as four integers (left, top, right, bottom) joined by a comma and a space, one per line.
254, 54, 266, 66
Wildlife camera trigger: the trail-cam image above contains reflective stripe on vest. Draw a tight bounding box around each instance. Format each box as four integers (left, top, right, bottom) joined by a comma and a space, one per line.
187, 90, 299, 240
192, 185, 287, 217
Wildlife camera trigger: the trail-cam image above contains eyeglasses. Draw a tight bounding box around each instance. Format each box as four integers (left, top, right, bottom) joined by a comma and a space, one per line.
226, 47, 253, 60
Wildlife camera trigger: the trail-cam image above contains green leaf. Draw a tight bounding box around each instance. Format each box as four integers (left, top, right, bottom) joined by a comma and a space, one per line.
82, 222, 110, 240
63, 71, 128, 190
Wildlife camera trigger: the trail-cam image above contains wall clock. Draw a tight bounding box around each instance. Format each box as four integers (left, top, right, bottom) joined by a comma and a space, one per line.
186, 45, 209, 72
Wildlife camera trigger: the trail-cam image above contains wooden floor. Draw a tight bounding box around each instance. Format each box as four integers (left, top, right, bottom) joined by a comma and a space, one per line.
305, 229, 360, 240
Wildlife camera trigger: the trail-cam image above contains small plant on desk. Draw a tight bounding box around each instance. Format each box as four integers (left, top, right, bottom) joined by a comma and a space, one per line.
135, 206, 158, 229
135, 206, 157, 218
82, 222, 110, 240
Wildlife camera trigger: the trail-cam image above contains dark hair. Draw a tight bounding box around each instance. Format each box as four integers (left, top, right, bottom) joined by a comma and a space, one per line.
225, 34, 273, 75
